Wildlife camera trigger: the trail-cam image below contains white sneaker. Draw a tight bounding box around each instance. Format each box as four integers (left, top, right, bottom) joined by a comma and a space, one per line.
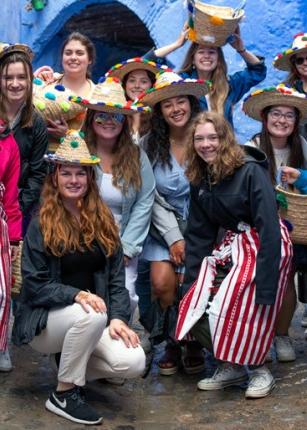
0, 349, 12, 372
274, 336, 296, 362
245, 365, 275, 399
197, 362, 248, 391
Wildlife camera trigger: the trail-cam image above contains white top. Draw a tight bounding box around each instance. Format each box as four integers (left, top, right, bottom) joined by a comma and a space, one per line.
99, 172, 123, 227
272, 147, 291, 168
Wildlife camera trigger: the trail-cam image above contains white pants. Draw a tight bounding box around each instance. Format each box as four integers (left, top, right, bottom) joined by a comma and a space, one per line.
126, 256, 139, 320
30, 303, 145, 386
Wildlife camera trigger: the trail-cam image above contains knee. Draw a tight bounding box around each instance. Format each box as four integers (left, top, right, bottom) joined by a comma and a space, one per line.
122, 346, 146, 379
77, 308, 107, 336
151, 278, 171, 298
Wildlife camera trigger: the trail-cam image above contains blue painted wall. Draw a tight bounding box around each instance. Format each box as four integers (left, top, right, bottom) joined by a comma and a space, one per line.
1, 0, 306, 141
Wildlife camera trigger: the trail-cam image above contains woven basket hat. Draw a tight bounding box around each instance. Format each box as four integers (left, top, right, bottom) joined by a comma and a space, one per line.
76, 76, 151, 114
0, 42, 34, 62
243, 84, 307, 122
105, 57, 168, 80
44, 130, 100, 166
33, 78, 86, 123
187, 1, 244, 47
273, 33, 307, 71
137, 70, 211, 107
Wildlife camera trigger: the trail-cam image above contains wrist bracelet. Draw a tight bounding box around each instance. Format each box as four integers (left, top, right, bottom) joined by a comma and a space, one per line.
237, 48, 246, 54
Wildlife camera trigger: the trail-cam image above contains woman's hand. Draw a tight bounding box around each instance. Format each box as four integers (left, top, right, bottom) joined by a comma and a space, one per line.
281, 166, 301, 184
33, 66, 56, 84
75, 291, 107, 313
109, 319, 140, 348
169, 239, 185, 266
229, 26, 245, 52
47, 117, 68, 138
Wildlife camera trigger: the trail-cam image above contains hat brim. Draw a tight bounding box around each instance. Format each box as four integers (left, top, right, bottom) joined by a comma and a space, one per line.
0, 44, 34, 62
139, 82, 210, 107
243, 91, 307, 121
44, 153, 100, 166
82, 101, 150, 115
107, 61, 162, 80
273, 47, 307, 71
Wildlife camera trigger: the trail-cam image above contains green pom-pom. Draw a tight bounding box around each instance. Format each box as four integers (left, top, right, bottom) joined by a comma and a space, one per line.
70, 140, 79, 149
188, 17, 194, 29
60, 137, 65, 144
59, 101, 70, 112
276, 192, 288, 209
78, 131, 85, 138
35, 101, 46, 110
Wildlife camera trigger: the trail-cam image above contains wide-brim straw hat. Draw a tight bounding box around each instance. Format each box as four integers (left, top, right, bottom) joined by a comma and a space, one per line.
137, 70, 211, 107
187, 1, 244, 47
33, 78, 86, 123
105, 57, 168, 80
273, 32, 307, 71
0, 42, 34, 61
44, 130, 100, 166
242, 84, 307, 121
75, 76, 151, 115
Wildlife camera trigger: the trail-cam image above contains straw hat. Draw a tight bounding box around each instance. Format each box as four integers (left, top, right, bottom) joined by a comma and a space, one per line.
44, 130, 100, 165
137, 70, 210, 107
33, 77, 86, 123
242, 84, 307, 121
105, 57, 168, 80
0, 42, 34, 61
186, 1, 244, 47
74, 76, 151, 114
273, 33, 307, 71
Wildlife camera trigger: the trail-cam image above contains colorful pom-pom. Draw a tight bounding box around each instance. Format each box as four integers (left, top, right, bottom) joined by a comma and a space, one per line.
70, 140, 79, 149
188, 28, 197, 42
209, 15, 225, 26
276, 192, 288, 209
45, 92, 56, 101
35, 101, 46, 110
78, 131, 85, 138
55, 84, 65, 92
33, 77, 43, 85
59, 101, 70, 112
60, 137, 65, 143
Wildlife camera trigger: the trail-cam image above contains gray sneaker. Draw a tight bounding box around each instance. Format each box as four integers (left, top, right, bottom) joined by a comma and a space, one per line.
275, 336, 296, 362
197, 362, 248, 391
0, 349, 12, 372
245, 365, 275, 399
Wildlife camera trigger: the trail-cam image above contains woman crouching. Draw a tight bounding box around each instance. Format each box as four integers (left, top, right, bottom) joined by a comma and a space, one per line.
176, 112, 292, 399
12, 130, 145, 425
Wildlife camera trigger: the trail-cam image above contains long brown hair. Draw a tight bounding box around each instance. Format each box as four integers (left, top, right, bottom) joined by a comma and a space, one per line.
251, 105, 303, 184
285, 55, 304, 87
83, 110, 142, 193
61, 32, 96, 79
39, 165, 119, 257
186, 111, 245, 185
0, 52, 34, 127
179, 43, 229, 115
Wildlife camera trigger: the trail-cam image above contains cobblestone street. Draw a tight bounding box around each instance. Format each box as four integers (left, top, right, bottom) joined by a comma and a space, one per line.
1, 308, 307, 430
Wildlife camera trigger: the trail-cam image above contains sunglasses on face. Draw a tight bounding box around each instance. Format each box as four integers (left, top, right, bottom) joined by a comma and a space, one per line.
294, 56, 307, 66
94, 112, 125, 124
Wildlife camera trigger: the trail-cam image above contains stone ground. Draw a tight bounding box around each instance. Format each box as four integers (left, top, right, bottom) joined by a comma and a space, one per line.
1, 307, 307, 430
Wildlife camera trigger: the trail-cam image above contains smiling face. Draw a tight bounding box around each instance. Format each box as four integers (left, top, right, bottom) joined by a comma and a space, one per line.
193, 46, 219, 76
294, 53, 307, 80
160, 96, 191, 130
62, 39, 91, 76
266, 105, 297, 141
124, 69, 153, 100
193, 121, 220, 164
1, 61, 29, 106
55, 164, 89, 203
92, 111, 125, 142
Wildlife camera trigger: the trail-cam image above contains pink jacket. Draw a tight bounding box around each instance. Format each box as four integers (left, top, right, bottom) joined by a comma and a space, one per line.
0, 132, 22, 242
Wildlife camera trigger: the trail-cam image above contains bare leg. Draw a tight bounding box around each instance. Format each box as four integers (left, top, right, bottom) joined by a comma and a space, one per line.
275, 272, 296, 335
150, 261, 177, 309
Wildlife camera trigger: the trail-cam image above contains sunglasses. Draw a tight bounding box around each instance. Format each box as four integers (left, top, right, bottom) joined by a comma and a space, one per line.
94, 112, 125, 124
294, 56, 307, 66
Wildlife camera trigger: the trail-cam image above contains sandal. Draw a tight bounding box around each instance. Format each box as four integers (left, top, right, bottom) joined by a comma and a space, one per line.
182, 342, 205, 375
158, 343, 182, 376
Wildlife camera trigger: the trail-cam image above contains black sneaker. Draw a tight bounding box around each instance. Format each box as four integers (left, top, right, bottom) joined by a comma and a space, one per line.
45, 387, 103, 425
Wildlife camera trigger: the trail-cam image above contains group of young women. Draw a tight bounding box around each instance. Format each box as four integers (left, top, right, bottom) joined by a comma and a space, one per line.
0, 19, 306, 425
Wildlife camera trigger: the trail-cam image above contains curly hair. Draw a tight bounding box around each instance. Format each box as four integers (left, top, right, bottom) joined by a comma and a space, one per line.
179, 44, 229, 115
146, 95, 201, 167
185, 111, 245, 185
251, 106, 303, 184
83, 110, 142, 194
0, 52, 34, 128
39, 166, 119, 257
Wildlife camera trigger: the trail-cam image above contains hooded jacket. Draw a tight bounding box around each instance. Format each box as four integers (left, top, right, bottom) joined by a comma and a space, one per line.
182, 146, 282, 305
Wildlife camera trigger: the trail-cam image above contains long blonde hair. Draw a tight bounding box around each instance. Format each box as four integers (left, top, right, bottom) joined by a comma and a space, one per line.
39, 166, 120, 257
180, 43, 229, 115
185, 111, 245, 185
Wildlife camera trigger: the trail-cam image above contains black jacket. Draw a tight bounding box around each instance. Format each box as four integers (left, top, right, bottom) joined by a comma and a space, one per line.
183, 146, 281, 305
13, 111, 48, 214
12, 217, 130, 346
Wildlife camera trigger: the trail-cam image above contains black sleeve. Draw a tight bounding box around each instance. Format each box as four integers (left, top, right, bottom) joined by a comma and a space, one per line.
182, 185, 219, 296
20, 114, 48, 213
107, 245, 131, 324
247, 164, 281, 305
21, 218, 80, 308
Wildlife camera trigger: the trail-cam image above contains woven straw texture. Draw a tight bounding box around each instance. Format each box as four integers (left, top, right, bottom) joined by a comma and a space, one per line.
11, 241, 23, 297
276, 185, 307, 245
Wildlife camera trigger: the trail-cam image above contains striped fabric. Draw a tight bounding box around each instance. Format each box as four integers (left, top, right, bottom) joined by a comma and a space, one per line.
0, 183, 11, 351
176, 221, 293, 365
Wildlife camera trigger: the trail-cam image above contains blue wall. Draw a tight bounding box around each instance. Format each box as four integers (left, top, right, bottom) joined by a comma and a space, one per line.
1, 0, 306, 141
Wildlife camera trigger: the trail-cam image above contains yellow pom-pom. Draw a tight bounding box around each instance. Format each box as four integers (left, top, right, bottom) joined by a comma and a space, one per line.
209, 15, 225, 26
59, 101, 71, 112
35, 101, 46, 110
188, 28, 197, 42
